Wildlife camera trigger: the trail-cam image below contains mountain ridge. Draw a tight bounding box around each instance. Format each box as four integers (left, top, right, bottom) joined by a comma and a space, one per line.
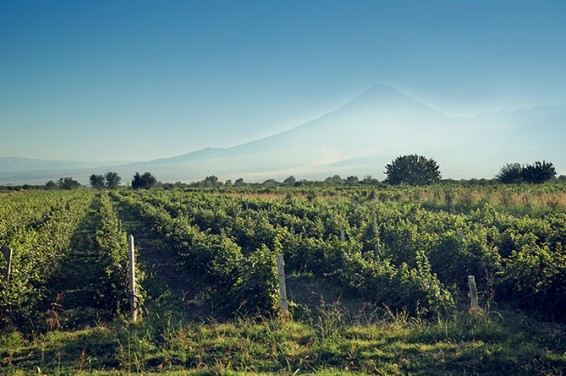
1, 85, 565, 184
0, 157, 127, 173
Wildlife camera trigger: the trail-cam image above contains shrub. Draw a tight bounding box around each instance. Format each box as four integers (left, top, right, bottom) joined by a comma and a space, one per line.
497, 161, 556, 184
384, 155, 441, 186
496, 163, 522, 184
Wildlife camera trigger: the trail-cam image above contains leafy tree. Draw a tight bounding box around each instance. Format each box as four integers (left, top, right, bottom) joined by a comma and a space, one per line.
345, 176, 359, 185
58, 177, 81, 190
384, 155, 441, 185
90, 174, 105, 189
294, 179, 311, 187
497, 161, 556, 184
234, 178, 245, 187
283, 176, 296, 186
522, 161, 556, 184
45, 180, 58, 190
360, 175, 380, 185
203, 175, 219, 187
325, 175, 343, 184
105, 172, 121, 189
132, 172, 157, 190
496, 163, 523, 184
262, 178, 278, 188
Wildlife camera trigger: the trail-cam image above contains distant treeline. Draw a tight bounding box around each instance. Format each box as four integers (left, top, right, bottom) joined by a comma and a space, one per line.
2, 174, 566, 192
1, 156, 564, 191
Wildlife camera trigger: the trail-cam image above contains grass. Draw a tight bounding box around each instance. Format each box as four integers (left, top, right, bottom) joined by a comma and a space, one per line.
2, 305, 565, 375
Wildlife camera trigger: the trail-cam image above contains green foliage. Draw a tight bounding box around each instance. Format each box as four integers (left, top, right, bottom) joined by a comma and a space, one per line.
104, 171, 121, 189
116, 189, 457, 317
191, 175, 221, 187
0, 191, 93, 326
496, 163, 523, 183
501, 236, 566, 320
90, 174, 105, 189
58, 177, 81, 190
345, 176, 359, 185
325, 175, 343, 185
94, 193, 137, 313
113, 192, 279, 316
44, 180, 58, 190
497, 161, 557, 184
522, 161, 556, 183
2, 308, 564, 374
203, 175, 219, 187
2, 184, 566, 330
127, 185, 566, 321
132, 172, 157, 190
384, 155, 441, 185
2, 186, 566, 374
283, 175, 296, 186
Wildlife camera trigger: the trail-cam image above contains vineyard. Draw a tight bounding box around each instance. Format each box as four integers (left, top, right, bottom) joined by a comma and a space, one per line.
1, 185, 565, 374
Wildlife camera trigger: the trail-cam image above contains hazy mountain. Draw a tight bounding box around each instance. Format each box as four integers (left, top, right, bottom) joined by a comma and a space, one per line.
0, 157, 134, 185
131, 84, 565, 180
1, 84, 565, 185
133, 84, 463, 179
0, 157, 113, 173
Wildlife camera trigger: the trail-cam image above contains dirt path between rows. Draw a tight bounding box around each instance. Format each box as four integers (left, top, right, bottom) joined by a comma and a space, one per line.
120, 222, 214, 321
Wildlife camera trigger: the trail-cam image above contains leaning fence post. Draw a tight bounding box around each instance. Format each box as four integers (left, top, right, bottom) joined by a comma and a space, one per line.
128, 235, 138, 321
468, 275, 479, 308
276, 254, 289, 316
2, 247, 12, 283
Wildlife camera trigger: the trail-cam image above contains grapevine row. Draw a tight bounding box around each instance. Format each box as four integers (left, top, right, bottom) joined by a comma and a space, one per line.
120, 189, 566, 320
0, 191, 143, 327
0, 191, 94, 326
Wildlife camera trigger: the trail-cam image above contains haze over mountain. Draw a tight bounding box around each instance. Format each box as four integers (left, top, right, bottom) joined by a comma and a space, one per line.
1, 85, 564, 185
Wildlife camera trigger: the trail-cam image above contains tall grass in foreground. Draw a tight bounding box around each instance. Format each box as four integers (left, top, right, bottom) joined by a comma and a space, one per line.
2, 305, 565, 375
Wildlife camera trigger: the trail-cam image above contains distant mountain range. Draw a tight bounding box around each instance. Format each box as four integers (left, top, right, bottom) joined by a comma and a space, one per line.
1, 84, 565, 185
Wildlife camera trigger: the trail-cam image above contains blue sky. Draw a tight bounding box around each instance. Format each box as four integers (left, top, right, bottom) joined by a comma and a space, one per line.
1, 0, 565, 162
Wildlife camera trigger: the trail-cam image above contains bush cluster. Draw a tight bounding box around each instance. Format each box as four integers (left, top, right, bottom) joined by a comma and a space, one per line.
497, 161, 556, 184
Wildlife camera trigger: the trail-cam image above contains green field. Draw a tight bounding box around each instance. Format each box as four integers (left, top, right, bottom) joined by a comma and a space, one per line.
1, 185, 565, 375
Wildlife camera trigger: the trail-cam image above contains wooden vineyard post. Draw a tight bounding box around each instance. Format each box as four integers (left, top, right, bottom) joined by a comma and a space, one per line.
371, 210, 377, 234
117, 219, 122, 232
340, 230, 346, 242
128, 235, 138, 321
276, 254, 289, 317
2, 247, 12, 283
468, 275, 479, 308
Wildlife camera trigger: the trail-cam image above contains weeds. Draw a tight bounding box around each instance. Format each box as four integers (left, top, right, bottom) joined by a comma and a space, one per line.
115, 320, 154, 373
45, 293, 65, 331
